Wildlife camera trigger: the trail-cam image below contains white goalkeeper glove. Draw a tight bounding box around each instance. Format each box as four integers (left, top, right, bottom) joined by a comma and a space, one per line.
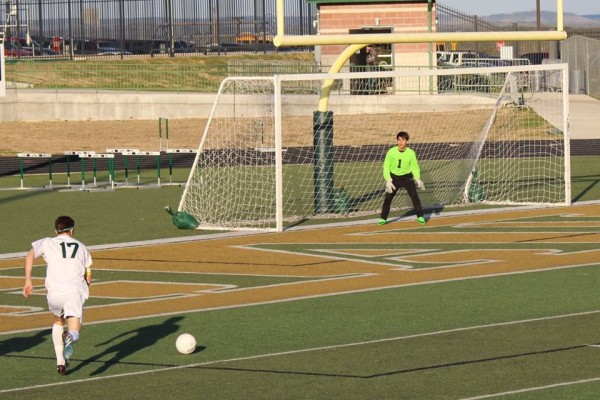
385, 179, 396, 194
415, 179, 425, 190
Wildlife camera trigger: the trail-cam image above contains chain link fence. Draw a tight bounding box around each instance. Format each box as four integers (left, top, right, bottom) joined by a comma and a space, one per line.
561, 36, 600, 99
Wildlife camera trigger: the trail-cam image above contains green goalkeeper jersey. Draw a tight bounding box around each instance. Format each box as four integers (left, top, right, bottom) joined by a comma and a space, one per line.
383, 146, 421, 180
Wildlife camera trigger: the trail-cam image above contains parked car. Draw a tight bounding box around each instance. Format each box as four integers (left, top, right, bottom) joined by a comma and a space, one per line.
96, 49, 133, 56
520, 52, 549, 65
437, 51, 479, 66
199, 43, 229, 55
173, 40, 195, 53
4, 41, 33, 57
5, 37, 56, 56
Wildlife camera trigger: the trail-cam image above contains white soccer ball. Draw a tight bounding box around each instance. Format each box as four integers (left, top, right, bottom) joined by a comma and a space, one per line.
175, 333, 197, 355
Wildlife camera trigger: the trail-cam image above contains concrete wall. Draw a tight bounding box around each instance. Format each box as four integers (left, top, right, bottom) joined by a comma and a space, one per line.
0, 88, 217, 122
0, 87, 498, 123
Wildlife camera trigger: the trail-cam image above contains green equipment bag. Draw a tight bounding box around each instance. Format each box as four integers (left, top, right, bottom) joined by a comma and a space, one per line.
164, 205, 200, 230
467, 170, 486, 203
333, 186, 351, 215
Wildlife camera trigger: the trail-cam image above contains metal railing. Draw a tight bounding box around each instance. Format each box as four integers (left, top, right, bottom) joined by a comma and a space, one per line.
0, 0, 316, 59
3, 0, 600, 98
435, 3, 562, 57
3, 1, 599, 62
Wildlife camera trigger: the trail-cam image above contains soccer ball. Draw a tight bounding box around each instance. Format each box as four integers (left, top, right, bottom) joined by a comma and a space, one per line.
175, 333, 196, 355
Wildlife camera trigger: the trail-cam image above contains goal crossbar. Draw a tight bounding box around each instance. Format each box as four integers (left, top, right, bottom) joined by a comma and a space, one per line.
273, 0, 566, 47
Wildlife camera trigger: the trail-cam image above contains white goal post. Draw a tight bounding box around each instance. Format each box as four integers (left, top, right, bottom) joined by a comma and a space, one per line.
179, 64, 570, 231
0, 43, 5, 98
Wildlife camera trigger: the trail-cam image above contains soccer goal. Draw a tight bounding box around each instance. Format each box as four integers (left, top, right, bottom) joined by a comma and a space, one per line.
178, 64, 570, 231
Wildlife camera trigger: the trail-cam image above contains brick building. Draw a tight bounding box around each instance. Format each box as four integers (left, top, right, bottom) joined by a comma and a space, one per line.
306, 0, 436, 69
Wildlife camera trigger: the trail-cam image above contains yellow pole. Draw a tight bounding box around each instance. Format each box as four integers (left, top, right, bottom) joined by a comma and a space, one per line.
318, 44, 366, 112
276, 0, 285, 37
274, 30, 566, 47
556, 0, 564, 31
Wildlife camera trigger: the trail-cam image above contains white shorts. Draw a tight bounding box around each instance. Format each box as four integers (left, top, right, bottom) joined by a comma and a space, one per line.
47, 292, 86, 322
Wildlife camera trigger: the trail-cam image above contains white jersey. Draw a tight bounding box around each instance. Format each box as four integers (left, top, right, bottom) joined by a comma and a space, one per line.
31, 235, 92, 299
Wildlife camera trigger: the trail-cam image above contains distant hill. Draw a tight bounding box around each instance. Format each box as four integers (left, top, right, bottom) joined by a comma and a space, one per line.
485, 11, 600, 28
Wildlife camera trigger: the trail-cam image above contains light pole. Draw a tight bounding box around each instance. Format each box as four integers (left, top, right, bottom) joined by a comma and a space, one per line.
166, 0, 174, 57
536, 0, 541, 31
67, 0, 73, 59
536, 0, 541, 52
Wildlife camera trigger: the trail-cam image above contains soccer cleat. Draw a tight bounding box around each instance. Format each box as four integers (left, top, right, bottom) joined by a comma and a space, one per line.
377, 219, 387, 226
417, 216, 426, 225
57, 364, 67, 375
62, 332, 74, 363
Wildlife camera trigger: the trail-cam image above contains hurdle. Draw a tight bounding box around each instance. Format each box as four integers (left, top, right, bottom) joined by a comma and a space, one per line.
133, 150, 162, 187
106, 149, 140, 188
62, 151, 96, 190
79, 153, 116, 190
107, 149, 164, 188
165, 149, 197, 185
15, 153, 53, 190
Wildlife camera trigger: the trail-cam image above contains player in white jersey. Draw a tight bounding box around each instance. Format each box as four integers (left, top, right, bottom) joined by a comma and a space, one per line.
23, 216, 92, 375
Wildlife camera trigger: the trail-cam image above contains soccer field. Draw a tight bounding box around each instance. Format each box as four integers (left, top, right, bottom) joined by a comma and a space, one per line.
0, 201, 599, 399
0, 151, 598, 399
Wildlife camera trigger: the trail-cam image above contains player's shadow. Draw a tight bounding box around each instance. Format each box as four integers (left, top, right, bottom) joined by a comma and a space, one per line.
572, 173, 599, 202
0, 330, 49, 357
389, 205, 444, 224
348, 189, 385, 211
68, 316, 190, 376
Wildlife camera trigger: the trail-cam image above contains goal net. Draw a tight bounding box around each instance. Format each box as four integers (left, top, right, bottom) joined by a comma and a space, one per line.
179, 64, 570, 231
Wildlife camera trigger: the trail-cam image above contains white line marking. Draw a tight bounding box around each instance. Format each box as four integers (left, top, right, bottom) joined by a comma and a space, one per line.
2, 201, 599, 261
460, 377, 600, 399
1, 263, 596, 336
1, 309, 598, 394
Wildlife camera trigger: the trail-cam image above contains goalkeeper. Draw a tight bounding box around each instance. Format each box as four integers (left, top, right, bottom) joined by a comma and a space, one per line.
378, 131, 426, 225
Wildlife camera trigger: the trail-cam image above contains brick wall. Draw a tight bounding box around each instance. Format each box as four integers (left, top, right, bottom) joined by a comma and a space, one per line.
317, 2, 435, 67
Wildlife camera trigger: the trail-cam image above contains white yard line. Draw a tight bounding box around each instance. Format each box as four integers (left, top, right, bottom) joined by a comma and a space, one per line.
1, 309, 598, 395
460, 376, 600, 399
2, 200, 599, 261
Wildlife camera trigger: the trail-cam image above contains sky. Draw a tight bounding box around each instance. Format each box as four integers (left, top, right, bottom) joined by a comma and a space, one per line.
441, 0, 600, 16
